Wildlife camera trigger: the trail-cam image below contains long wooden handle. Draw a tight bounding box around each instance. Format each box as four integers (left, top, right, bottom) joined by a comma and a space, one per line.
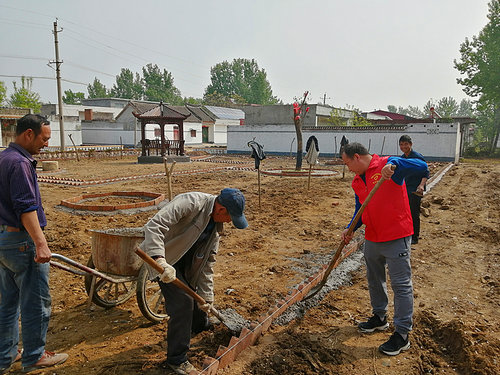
343, 164, 395, 239
305, 164, 395, 300
135, 247, 206, 305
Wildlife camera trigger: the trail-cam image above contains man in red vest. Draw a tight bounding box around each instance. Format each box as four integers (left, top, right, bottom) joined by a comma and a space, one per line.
341, 142, 427, 356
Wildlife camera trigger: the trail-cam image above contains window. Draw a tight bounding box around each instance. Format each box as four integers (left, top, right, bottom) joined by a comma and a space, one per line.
190, 129, 196, 137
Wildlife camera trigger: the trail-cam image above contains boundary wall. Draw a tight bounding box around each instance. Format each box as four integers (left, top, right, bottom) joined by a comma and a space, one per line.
227, 123, 461, 162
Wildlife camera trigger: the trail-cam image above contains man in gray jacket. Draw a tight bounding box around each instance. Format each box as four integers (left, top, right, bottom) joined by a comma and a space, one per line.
141, 188, 248, 375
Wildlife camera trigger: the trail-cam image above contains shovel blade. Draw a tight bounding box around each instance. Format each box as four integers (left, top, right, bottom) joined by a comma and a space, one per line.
214, 308, 249, 334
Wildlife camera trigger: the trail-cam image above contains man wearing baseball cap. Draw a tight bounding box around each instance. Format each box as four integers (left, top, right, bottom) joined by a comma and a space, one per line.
141, 188, 247, 374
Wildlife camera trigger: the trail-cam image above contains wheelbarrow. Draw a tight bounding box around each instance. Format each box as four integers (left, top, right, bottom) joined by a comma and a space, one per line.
49, 228, 167, 324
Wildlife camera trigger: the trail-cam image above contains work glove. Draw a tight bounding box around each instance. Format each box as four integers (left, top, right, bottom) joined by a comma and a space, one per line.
156, 257, 176, 284
197, 302, 213, 314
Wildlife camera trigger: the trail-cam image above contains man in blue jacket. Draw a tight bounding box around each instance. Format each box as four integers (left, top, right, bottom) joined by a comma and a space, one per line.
399, 135, 430, 244
342, 142, 428, 355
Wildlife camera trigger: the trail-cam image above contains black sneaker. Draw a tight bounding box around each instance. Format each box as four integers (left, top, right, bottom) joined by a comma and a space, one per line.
358, 315, 389, 333
379, 332, 410, 356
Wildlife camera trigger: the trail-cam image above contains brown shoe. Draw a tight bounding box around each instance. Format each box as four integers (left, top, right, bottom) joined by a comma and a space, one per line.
167, 360, 197, 374
0, 349, 23, 374
15, 349, 23, 362
22, 351, 68, 373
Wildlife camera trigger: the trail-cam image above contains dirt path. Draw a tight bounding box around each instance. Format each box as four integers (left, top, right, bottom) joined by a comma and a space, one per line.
10, 155, 499, 374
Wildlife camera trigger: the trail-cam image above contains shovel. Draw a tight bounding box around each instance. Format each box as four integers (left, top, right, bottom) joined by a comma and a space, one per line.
135, 248, 248, 333
304, 165, 395, 300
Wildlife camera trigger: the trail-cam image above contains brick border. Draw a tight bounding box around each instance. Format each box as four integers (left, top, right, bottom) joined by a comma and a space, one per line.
260, 169, 339, 177
191, 239, 364, 375
60, 191, 164, 211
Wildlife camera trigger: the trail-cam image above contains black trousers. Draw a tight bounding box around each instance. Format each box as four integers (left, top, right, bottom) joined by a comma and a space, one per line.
408, 193, 421, 240
158, 264, 209, 365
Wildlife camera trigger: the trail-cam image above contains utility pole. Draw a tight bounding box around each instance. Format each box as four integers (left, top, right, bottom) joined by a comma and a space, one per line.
51, 20, 65, 151
321, 93, 331, 105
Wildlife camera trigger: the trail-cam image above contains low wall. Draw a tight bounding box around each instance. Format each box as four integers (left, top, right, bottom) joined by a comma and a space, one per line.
227, 122, 461, 162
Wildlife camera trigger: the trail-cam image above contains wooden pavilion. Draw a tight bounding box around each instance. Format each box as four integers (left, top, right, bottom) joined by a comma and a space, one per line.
133, 102, 190, 163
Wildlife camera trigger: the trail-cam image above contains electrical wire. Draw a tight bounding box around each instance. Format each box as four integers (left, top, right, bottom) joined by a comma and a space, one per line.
0, 74, 88, 86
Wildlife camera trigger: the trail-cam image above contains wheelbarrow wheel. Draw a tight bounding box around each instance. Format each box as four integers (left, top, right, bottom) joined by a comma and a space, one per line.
84, 255, 136, 308
136, 264, 169, 323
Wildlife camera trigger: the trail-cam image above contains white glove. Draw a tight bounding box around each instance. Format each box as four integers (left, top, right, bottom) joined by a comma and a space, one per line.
198, 302, 213, 313
156, 257, 176, 284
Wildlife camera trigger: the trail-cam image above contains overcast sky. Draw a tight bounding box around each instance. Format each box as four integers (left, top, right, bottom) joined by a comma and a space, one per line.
0, 0, 491, 112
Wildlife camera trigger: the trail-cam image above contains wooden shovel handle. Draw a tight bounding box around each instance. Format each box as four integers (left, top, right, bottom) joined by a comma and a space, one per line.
304, 164, 396, 300
135, 247, 206, 305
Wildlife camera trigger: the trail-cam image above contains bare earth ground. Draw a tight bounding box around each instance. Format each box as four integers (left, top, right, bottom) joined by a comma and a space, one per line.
10, 152, 500, 374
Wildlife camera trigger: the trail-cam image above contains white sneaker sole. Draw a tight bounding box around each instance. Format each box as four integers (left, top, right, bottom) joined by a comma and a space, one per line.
379, 341, 411, 356
358, 322, 389, 333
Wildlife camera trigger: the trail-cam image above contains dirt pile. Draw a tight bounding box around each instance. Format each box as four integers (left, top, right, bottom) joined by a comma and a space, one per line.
8, 156, 498, 375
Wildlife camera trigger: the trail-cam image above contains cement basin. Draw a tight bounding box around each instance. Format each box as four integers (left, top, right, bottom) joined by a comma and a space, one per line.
90, 228, 144, 277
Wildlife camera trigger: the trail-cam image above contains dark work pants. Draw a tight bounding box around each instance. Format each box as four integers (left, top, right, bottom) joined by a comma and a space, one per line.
408, 193, 421, 240
158, 264, 209, 366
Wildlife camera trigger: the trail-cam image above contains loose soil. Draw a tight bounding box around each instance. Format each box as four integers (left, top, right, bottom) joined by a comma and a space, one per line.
11, 153, 500, 374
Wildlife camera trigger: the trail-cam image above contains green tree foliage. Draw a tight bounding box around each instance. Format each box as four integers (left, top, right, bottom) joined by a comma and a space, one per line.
87, 78, 109, 98
203, 92, 247, 107
0, 81, 7, 105
111, 68, 143, 100
62, 89, 85, 104
327, 108, 348, 126
327, 106, 373, 127
142, 64, 182, 104
457, 98, 475, 117
9, 77, 41, 112
455, 0, 500, 153
183, 96, 203, 105
387, 97, 476, 119
205, 58, 279, 105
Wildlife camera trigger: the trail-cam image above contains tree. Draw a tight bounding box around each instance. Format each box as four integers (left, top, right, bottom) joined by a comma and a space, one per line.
87, 78, 109, 98
183, 96, 203, 105
142, 63, 182, 104
388, 97, 471, 119
0, 81, 6, 105
455, 0, 500, 153
205, 58, 279, 105
63, 89, 85, 104
327, 108, 348, 126
292, 91, 310, 171
436, 97, 459, 118
457, 98, 475, 117
9, 77, 41, 112
202, 91, 247, 107
111, 68, 143, 100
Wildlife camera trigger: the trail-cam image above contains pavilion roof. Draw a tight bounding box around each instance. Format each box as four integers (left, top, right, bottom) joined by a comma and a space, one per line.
133, 103, 189, 120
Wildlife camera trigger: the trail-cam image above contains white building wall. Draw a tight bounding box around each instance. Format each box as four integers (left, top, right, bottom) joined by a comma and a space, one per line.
212, 119, 241, 144
82, 122, 203, 146
227, 122, 461, 161
82, 121, 132, 145
42, 104, 123, 148
213, 122, 227, 144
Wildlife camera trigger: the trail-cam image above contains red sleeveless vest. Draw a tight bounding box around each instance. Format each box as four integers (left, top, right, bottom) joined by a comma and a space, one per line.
351, 155, 413, 242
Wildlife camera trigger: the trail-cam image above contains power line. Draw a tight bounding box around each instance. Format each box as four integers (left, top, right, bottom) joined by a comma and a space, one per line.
0, 74, 88, 86
63, 28, 206, 80
64, 61, 116, 78
0, 4, 209, 71
0, 54, 50, 61
0, 17, 50, 31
